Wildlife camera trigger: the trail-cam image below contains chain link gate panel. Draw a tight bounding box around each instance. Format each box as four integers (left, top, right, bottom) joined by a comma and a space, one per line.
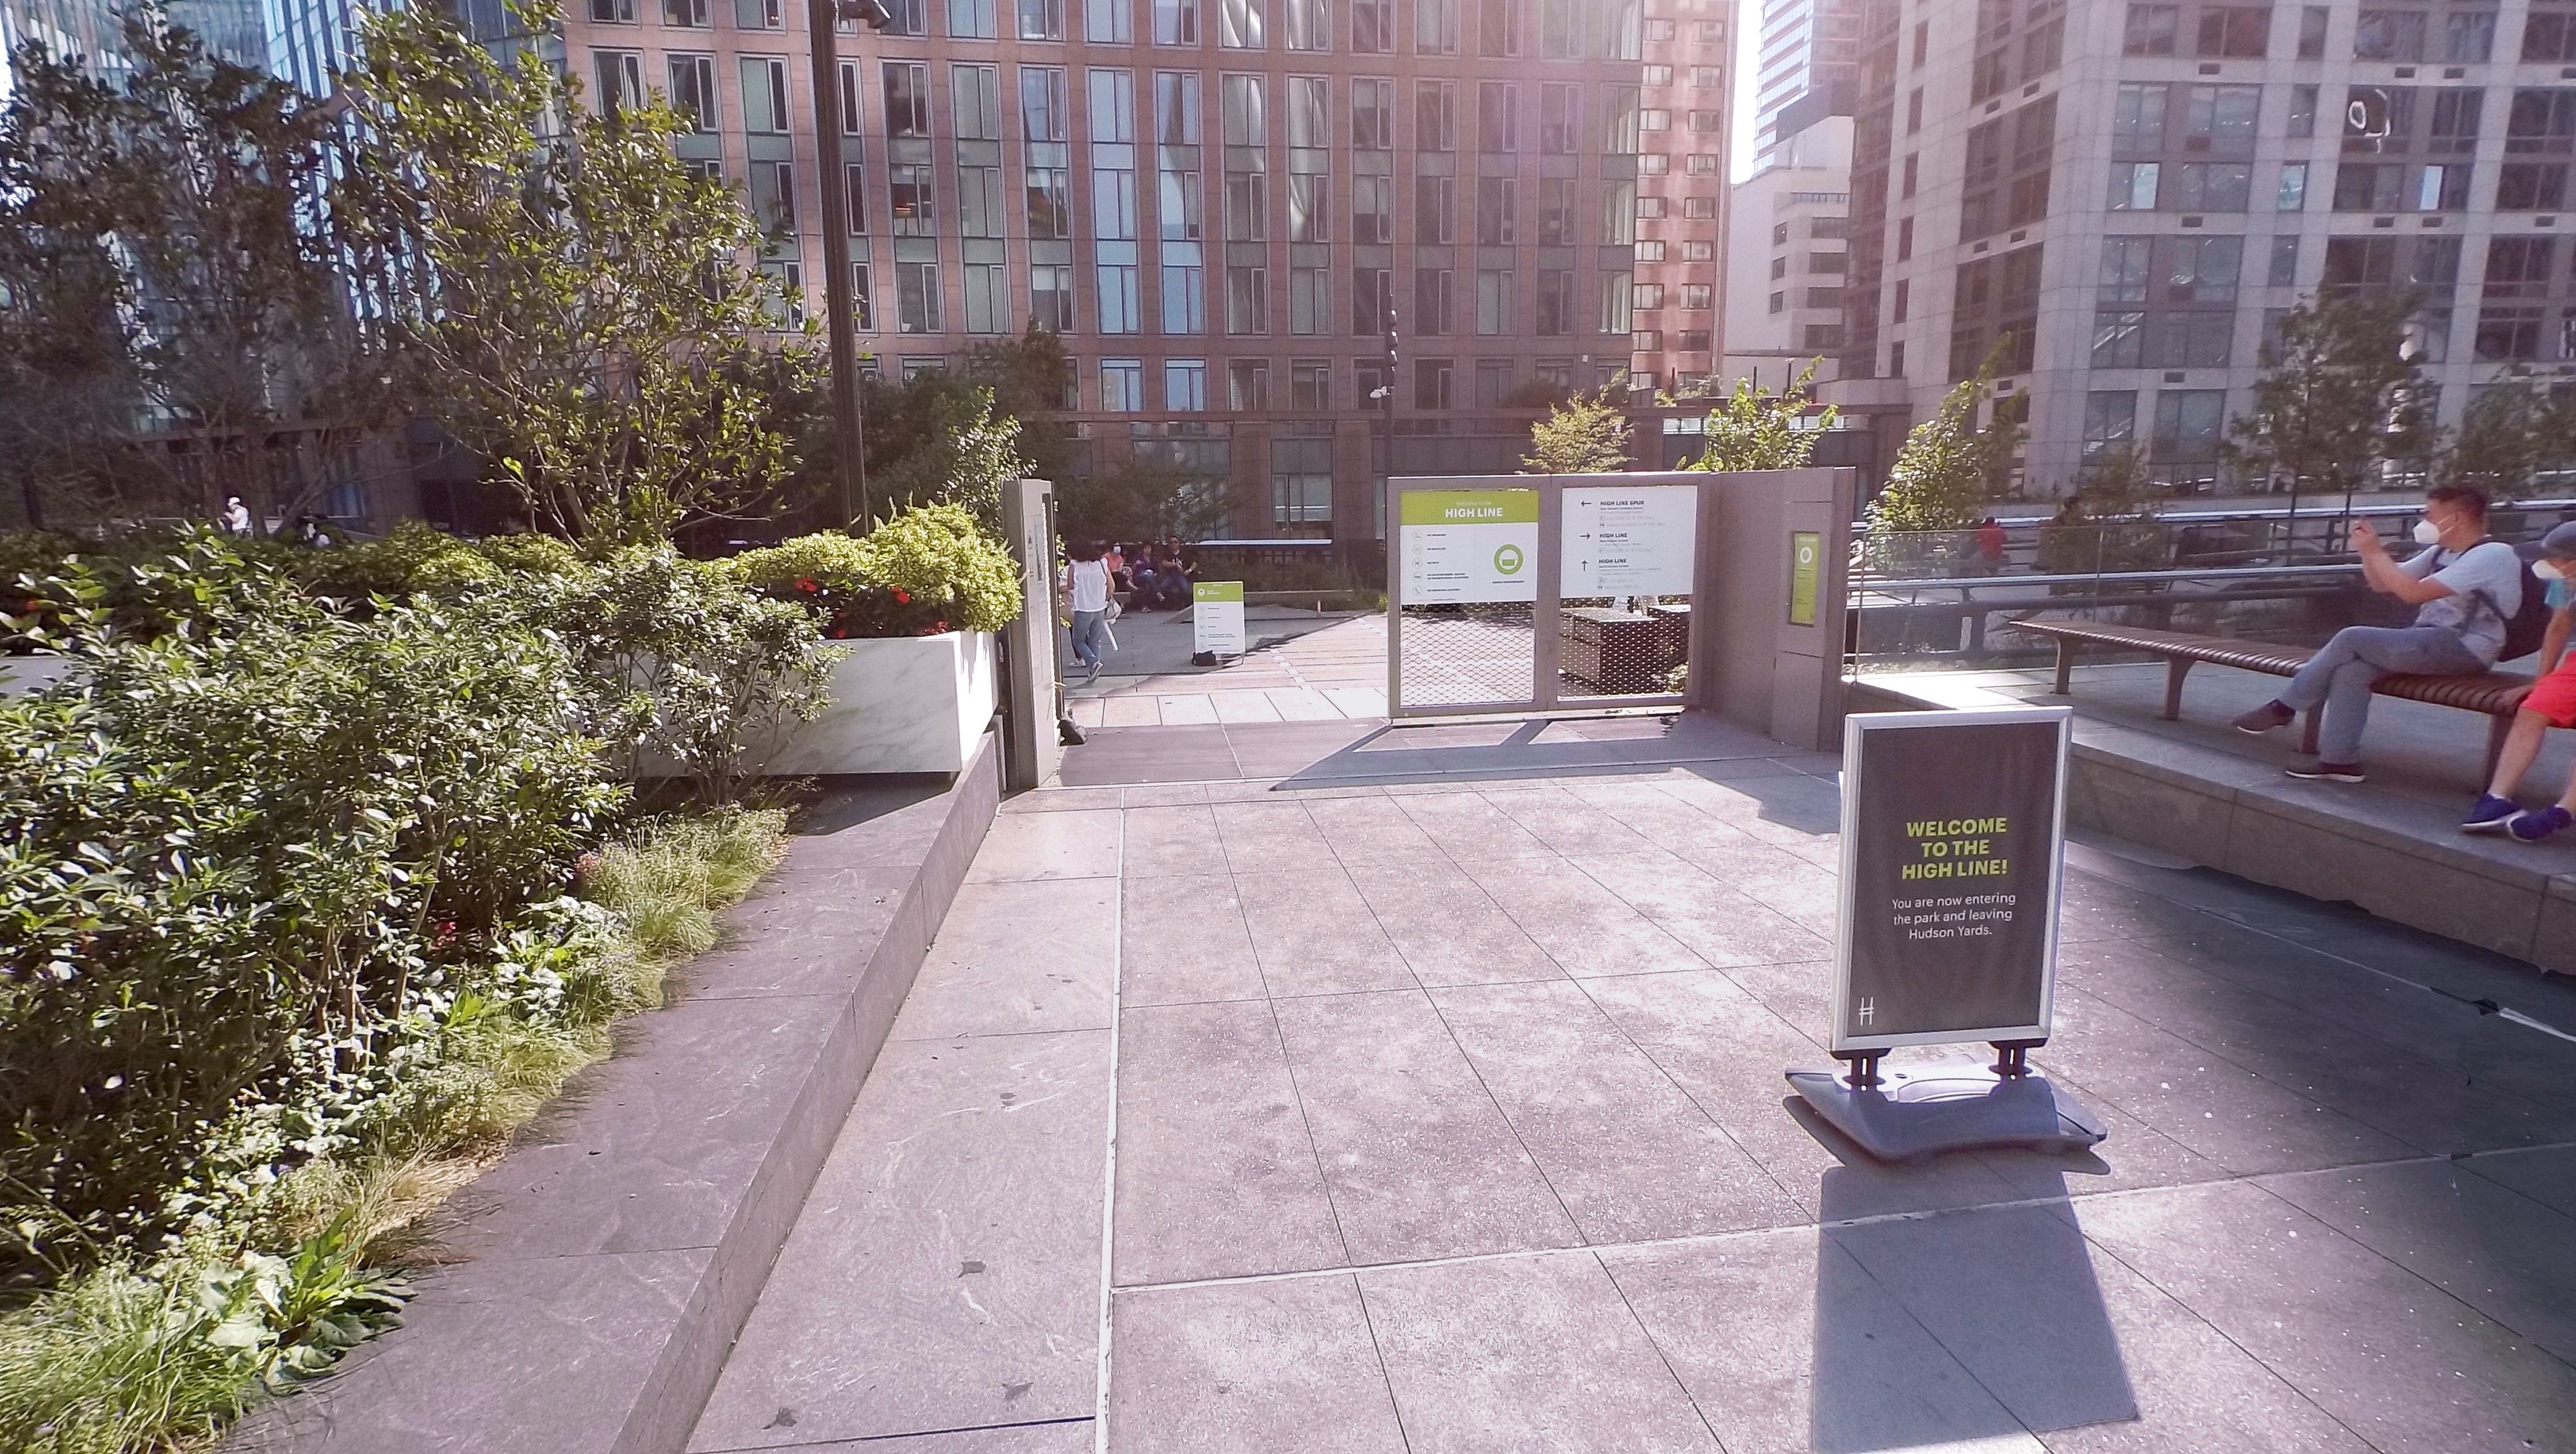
1388, 473, 1713, 719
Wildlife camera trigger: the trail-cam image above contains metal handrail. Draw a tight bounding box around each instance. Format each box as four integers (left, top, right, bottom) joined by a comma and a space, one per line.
1856, 562, 2362, 592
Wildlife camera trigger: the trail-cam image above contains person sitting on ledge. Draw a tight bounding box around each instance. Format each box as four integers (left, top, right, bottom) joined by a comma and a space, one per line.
2464, 521, 2576, 841
2230, 485, 2522, 785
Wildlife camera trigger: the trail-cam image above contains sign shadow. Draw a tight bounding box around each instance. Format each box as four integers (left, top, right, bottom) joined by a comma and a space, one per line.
1799, 1106, 2138, 1452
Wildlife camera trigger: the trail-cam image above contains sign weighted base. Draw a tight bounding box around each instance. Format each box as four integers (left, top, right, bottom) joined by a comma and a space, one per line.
1786, 1061, 2108, 1165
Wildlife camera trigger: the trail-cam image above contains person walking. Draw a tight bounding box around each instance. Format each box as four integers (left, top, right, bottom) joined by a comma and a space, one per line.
1065, 540, 1114, 684
2232, 485, 2521, 784
220, 496, 252, 535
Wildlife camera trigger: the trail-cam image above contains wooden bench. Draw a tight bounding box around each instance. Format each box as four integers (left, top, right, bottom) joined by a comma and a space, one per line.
2005, 619, 2532, 775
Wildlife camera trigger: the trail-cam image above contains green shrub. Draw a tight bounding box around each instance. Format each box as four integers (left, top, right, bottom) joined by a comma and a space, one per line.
729, 504, 1023, 638
1, 540, 623, 1278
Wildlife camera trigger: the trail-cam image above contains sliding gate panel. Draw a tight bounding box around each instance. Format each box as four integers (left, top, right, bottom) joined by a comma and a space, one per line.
1389, 473, 1712, 719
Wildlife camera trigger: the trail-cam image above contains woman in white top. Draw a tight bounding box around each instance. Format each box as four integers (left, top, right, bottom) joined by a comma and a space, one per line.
1065, 542, 1114, 683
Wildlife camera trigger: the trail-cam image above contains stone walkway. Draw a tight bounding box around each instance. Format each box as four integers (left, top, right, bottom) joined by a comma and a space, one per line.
686, 718, 2576, 1454
1066, 614, 1389, 726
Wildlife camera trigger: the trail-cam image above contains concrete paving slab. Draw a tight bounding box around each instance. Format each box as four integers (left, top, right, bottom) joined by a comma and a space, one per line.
1118, 873, 1267, 1006
1429, 979, 1807, 1241
2460, 1143, 2576, 1218
1460, 857, 1713, 978
1208, 799, 1336, 875
1156, 694, 1219, 724
1356, 1253, 1722, 1453
1482, 784, 1663, 857
2071, 1179, 2576, 1453
1350, 864, 1570, 987
1302, 793, 1446, 864
1104, 1277, 1409, 1453
687, 1029, 1108, 1451
744, 1421, 1094, 1453
888, 878, 1117, 1040
1116, 804, 1229, 879
1234, 867, 1418, 997
1110, 1000, 1345, 1286
1271, 989, 1581, 1264
1600, 1230, 2043, 1454
1392, 789, 1557, 859
1579, 853, 1837, 968
2257, 1157, 2576, 1364
967, 808, 1124, 883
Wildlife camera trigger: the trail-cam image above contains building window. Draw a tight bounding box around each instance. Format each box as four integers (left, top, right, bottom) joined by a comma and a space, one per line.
950, 0, 997, 37
1538, 269, 1574, 334
1682, 195, 1716, 219
2108, 162, 2161, 210
896, 261, 942, 332
1479, 0, 1520, 54
1102, 358, 1145, 410
1604, 85, 1641, 154
1099, 259, 1142, 330
1539, 0, 1579, 56
1272, 436, 1333, 522
1353, 173, 1393, 242
1227, 266, 1269, 332
1019, 0, 1064, 38
2500, 163, 2569, 209
849, 261, 876, 330
1351, 0, 1390, 49
1416, 80, 1457, 151
959, 165, 1006, 236
1415, 267, 1453, 334
1153, 0, 1199, 44
1680, 283, 1712, 309
738, 61, 789, 134
748, 158, 797, 233
1479, 82, 1517, 153
1414, 357, 1452, 408
1353, 77, 1393, 149
1598, 270, 1632, 334
1540, 83, 1579, 153
1220, 0, 1264, 46
1354, 266, 1392, 334
1087, 0, 1133, 40
2298, 4, 2327, 56
1602, 178, 1635, 243
667, 55, 717, 129
1476, 176, 1515, 244
1163, 257, 1207, 332
2276, 160, 2308, 211
1290, 266, 1331, 332
2353, 9, 2426, 61
1029, 264, 1074, 329
1166, 358, 1209, 408
885, 62, 931, 136
961, 263, 1008, 333
1225, 169, 1268, 238
1229, 357, 1271, 408
1415, 174, 1455, 242
1631, 281, 1663, 311
2152, 390, 2227, 461
1416, 0, 1458, 53
1287, 173, 1328, 241
1476, 269, 1512, 333
2083, 391, 2137, 460
1291, 360, 1331, 408
592, 50, 643, 116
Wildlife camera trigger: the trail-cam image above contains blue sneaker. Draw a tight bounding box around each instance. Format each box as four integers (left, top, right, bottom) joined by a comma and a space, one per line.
2464, 794, 2523, 832
2509, 805, 2574, 843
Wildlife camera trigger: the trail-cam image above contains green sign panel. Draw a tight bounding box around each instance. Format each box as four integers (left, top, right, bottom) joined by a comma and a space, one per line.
1400, 488, 1540, 604
1788, 530, 1822, 627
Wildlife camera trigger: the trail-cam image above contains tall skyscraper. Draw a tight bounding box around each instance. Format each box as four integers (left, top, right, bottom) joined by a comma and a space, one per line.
555, 0, 1731, 554
1839, 0, 2576, 498
1750, 0, 1857, 167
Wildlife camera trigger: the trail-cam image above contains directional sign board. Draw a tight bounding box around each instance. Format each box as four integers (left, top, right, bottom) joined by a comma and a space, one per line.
1832, 706, 2073, 1052
1561, 486, 1698, 597
1399, 489, 1539, 604
1193, 579, 1245, 657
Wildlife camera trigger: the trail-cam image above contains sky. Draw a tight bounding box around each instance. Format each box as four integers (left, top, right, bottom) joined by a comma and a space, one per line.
1729, 0, 1763, 182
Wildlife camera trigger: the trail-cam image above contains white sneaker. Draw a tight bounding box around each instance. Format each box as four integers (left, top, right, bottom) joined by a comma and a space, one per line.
1085, 660, 1102, 683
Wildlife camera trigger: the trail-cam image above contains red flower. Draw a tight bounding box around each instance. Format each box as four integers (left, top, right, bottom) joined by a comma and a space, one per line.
930, 619, 948, 634
891, 588, 911, 604
795, 577, 817, 593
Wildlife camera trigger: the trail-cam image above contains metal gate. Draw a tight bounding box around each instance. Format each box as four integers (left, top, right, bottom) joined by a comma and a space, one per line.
1386, 472, 1717, 719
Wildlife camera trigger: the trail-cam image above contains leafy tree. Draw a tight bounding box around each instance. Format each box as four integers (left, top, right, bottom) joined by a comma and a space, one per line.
332, 1, 801, 542
1867, 373, 1996, 540
1520, 387, 1633, 474
965, 321, 1076, 486
1691, 363, 1839, 473
2439, 374, 2566, 500
1056, 457, 1228, 546
0, 13, 360, 532
856, 378, 1033, 531
2220, 291, 2430, 512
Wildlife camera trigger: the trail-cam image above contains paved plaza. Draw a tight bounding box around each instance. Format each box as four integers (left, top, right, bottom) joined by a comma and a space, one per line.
683, 716, 2576, 1453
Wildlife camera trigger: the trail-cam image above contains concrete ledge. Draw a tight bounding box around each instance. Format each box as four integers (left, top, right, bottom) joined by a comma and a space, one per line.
232, 733, 1002, 1454
1852, 678, 2572, 973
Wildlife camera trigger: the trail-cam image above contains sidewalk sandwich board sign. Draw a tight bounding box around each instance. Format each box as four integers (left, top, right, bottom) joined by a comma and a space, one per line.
1193, 580, 1246, 659
1399, 488, 1539, 604
1788, 705, 2107, 1162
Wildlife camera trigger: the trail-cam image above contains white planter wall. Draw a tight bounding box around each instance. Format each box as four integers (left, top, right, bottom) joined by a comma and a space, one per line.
760, 631, 997, 776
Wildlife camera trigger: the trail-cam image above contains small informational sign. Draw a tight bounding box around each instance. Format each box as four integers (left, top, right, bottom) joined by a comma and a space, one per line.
1400, 489, 1540, 604
1562, 486, 1698, 597
1788, 530, 1822, 627
1193, 579, 1245, 657
1832, 706, 2072, 1052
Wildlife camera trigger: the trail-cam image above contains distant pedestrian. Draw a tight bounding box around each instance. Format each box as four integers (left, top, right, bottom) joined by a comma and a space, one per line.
1065, 540, 1113, 683
220, 496, 251, 535
1975, 517, 2007, 573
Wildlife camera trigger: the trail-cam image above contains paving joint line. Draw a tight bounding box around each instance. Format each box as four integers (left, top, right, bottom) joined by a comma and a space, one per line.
1101, 1140, 2576, 1299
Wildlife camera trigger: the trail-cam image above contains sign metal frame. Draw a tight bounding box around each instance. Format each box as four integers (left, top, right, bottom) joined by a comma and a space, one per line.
1828, 705, 2074, 1055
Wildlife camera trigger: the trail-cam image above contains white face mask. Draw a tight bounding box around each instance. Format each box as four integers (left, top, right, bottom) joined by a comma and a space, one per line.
2412, 518, 2443, 546
2538, 560, 2568, 582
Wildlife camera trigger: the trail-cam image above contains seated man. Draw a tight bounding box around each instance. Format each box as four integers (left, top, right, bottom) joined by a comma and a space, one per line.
2465, 521, 2576, 840
2232, 485, 2522, 784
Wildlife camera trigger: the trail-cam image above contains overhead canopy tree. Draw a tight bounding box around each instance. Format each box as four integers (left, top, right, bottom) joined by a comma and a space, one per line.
331, 0, 805, 543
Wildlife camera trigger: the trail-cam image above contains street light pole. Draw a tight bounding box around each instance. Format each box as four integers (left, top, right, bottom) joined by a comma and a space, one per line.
807, 0, 889, 530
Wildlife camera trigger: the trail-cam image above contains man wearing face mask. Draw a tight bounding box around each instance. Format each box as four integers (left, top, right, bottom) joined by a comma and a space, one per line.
2464, 521, 2576, 839
2232, 485, 2521, 783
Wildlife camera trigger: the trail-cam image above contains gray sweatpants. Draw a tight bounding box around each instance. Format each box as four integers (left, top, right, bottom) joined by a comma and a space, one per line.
2276, 625, 2486, 764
